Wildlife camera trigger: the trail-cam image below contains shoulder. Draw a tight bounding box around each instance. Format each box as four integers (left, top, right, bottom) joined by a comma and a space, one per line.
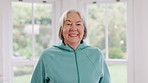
42, 46, 60, 54
85, 46, 102, 54
39, 46, 60, 60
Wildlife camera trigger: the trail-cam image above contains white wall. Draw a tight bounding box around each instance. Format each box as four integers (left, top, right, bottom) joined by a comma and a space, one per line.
60, 0, 85, 15
61, 0, 78, 12
133, 0, 148, 82
0, 0, 3, 79
0, 0, 13, 83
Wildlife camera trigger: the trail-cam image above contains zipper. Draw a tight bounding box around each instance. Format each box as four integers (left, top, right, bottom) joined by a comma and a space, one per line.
74, 50, 80, 83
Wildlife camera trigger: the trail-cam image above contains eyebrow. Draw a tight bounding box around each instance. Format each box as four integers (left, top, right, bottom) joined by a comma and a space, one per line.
76, 21, 83, 23
65, 20, 83, 23
65, 20, 71, 22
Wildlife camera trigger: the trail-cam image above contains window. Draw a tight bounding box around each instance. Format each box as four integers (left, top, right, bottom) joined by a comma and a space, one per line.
13, 65, 34, 83
12, 1, 53, 83
12, 2, 33, 60
86, 1, 127, 83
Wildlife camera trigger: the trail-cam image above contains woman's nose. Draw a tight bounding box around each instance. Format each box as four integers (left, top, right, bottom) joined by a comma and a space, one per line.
70, 24, 77, 31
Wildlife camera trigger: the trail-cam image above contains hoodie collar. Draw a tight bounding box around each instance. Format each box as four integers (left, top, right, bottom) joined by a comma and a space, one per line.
55, 40, 88, 52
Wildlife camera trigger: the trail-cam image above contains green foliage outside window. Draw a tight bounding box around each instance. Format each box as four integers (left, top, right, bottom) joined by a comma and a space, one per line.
12, 2, 52, 59
88, 3, 127, 59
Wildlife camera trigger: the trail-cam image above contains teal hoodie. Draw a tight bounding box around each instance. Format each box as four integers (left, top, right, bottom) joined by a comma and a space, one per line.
30, 41, 111, 83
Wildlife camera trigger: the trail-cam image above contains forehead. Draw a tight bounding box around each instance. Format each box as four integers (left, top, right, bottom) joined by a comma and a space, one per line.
65, 12, 82, 22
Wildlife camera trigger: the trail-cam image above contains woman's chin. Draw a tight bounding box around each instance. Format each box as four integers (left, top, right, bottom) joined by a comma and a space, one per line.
67, 40, 80, 45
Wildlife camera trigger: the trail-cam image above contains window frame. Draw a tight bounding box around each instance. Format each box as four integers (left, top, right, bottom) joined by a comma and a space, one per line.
12, 0, 56, 66
83, 1, 129, 83
83, 0, 128, 65
11, 0, 59, 82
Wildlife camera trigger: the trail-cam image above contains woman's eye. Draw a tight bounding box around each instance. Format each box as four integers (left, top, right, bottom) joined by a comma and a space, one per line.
77, 24, 81, 26
67, 24, 72, 26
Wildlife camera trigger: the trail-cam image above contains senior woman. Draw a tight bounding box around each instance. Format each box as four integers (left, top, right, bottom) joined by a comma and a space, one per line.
31, 9, 111, 83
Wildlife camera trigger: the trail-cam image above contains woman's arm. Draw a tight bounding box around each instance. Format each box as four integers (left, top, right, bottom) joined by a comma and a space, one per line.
99, 52, 111, 83
30, 55, 47, 83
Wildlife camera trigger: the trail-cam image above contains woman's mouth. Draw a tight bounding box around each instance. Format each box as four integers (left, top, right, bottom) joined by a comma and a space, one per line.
69, 34, 78, 37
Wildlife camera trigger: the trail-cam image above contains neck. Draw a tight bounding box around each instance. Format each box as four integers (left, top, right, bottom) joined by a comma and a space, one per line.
64, 41, 80, 50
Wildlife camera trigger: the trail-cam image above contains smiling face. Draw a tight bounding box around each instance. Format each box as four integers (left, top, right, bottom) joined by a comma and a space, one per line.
62, 12, 84, 45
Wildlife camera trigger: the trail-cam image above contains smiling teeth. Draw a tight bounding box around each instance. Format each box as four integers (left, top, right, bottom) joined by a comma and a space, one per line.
69, 34, 77, 36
